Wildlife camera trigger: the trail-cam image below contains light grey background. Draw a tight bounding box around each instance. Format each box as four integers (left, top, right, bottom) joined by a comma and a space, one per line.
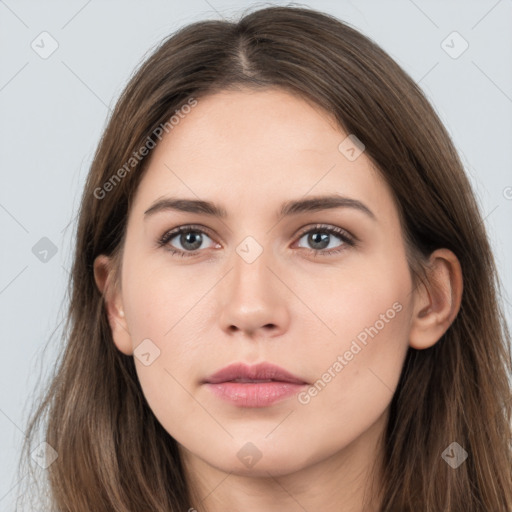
1, 0, 511, 508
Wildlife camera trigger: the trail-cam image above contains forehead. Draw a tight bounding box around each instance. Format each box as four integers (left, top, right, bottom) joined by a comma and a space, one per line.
130, 88, 395, 224
157, 88, 346, 164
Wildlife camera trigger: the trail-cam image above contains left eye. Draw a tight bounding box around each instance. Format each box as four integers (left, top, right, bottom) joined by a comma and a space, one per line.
296, 228, 346, 251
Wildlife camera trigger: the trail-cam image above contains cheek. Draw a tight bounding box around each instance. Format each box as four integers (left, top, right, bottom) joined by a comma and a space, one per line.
314, 328, 409, 444
294, 306, 410, 451
310, 251, 411, 354
122, 253, 207, 345
120, 257, 215, 434
299, 252, 412, 420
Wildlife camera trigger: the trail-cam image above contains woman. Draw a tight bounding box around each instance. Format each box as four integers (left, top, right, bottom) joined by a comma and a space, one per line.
17, 5, 512, 511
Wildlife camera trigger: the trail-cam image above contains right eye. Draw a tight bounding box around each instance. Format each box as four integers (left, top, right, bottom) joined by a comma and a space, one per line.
158, 225, 220, 257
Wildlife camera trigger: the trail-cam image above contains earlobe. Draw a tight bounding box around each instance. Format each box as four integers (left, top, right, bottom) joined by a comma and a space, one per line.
409, 248, 463, 350
93, 254, 133, 356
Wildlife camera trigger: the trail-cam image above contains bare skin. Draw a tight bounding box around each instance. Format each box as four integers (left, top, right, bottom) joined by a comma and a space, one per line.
94, 88, 463, 512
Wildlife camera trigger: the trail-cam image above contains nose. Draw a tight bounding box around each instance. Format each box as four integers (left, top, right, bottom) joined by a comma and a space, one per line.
217, 245, 291, 339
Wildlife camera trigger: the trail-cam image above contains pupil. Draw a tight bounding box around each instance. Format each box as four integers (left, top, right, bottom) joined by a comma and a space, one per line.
309, 232, 329, 249
182, 232, 202, 250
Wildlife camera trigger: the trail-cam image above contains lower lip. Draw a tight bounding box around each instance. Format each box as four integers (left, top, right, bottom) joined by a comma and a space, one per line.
205, 381, 307, 407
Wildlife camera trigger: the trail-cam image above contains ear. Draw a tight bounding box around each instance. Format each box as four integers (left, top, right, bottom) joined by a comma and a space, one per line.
93, 254, 133, 356
409, 248, 463, 350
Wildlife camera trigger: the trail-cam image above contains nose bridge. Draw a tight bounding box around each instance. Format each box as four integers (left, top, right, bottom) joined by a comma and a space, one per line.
230, 235, 273, 300
216, 232, 290, 336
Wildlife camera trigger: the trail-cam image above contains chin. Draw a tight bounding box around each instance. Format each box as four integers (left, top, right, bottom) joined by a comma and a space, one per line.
204, 445, 314, 477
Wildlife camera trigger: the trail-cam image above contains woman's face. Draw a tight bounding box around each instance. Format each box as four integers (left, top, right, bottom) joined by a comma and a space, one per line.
101, 88, 418, 479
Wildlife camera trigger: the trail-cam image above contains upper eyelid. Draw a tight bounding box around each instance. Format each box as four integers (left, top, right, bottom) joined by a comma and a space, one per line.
294, 225, 355, 248
295, 223, 351, 237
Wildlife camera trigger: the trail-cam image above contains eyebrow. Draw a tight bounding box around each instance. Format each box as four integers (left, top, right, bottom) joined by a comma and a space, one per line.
143, 194, 376, 221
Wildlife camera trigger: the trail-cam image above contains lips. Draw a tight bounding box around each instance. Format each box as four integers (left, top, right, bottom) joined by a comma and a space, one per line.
204, 362, 308, 385
203, 362, 309, 408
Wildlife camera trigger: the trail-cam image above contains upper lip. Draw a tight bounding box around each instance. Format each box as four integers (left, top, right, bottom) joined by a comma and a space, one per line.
204, 362, 308, 384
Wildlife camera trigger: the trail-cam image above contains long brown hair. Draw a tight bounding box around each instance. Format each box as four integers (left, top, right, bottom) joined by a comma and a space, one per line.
16, 5, 512, 511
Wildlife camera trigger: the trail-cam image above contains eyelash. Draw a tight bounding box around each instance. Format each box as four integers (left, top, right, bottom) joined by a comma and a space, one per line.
157, 223, 357, 258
